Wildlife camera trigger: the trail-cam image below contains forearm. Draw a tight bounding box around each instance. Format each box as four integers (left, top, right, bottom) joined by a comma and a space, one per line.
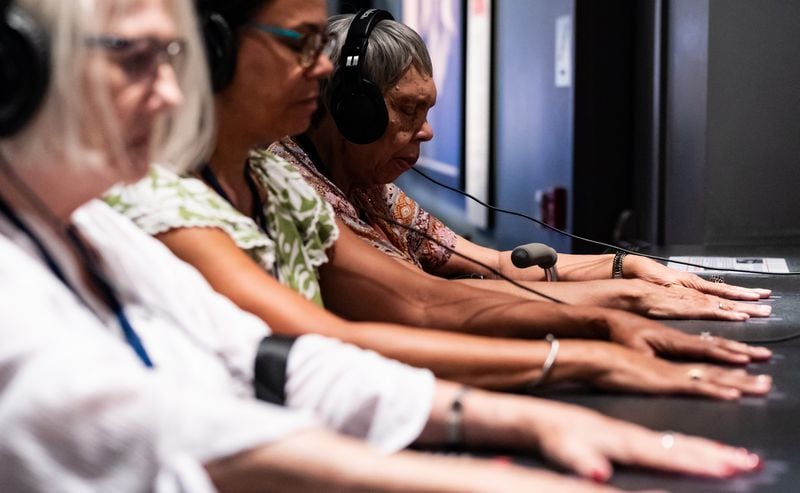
455, 278, 647, 311
207, 430, 381, 493
494, 251, 615, 282
207, 429, 593, 493
321, 223, 622, 340
341, 322, 605, 389
323, 264, 618, 339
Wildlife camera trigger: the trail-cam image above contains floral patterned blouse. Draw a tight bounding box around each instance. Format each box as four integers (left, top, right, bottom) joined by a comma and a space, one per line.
268, 136, 455, 272
104, 150, 338, 306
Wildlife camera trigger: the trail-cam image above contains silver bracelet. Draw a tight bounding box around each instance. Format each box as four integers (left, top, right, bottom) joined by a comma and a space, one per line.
528, 334, 559, 389
446, 385, 471, 446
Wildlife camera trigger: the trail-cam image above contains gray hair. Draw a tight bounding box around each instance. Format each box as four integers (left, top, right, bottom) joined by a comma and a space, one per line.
0, 0, 214, 174
322, 13, 432, 102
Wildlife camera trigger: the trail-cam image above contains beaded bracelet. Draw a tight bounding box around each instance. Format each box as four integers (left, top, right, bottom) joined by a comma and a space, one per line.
612, 251, 627, 279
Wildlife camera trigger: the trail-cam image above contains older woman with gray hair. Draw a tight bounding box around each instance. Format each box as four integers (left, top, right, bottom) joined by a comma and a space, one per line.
270, 10, 772, 321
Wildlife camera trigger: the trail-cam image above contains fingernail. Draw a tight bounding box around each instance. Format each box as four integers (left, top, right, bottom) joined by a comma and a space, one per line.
721, 465, 738, 477
493, 455, 512, 466
591, 469, 608, 483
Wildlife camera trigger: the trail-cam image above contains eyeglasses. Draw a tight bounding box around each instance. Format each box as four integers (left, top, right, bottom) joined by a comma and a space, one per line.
244, 22, 336, 69
85, 36, 187, 80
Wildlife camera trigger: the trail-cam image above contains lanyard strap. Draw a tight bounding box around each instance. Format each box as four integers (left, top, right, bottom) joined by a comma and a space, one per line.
200, 162, 267, 231
0, 195, 154, 368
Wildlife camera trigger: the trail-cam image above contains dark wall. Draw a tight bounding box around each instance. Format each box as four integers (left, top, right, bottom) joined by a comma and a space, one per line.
662, 0, 710, 244
662, 0, 800, 246
492, 0, 575, 252
704, 0, 800, 245
572, 1, 637, 253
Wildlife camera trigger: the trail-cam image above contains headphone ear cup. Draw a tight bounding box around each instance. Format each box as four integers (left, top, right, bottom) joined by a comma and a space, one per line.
201, 12, 236, 92
330, 76, 388, 145
0, 6, 50, 137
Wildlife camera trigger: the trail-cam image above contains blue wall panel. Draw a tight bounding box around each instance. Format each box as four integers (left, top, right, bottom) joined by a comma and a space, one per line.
492, 0, 574, 251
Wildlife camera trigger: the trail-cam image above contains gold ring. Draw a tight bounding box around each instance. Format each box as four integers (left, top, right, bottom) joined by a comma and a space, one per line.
700, 331, 714, 342
661, 432, 676, 450
718, 302, 727, 311
688, 368, 704, 381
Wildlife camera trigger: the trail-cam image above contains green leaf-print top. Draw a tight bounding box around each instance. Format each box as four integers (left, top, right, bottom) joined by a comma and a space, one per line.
105, 150, 339, 306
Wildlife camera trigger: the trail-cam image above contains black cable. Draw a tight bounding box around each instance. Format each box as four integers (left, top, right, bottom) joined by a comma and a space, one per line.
366, 212, 566, 304
740, 332, 800, 345
411, 167, 800, 276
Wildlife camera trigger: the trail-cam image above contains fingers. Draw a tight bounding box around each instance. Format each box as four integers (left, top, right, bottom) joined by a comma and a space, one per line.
702, 367, 772, 395
645, 327, 772, 364
594, 343, 772, 399
686, 277, 771, 301
544, 437, 614, 483
640, 284, 770, 320
656, 364, 770, 400
709, 296, 772, 320
612, 428, 762, 479
708, 335, 772, 361
691, 332, 772, 363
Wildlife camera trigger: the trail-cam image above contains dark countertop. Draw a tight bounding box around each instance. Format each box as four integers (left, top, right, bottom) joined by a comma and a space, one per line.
548, 247, 800, 492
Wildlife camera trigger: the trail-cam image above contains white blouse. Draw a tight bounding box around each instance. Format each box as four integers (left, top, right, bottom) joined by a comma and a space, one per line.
0, 200, 434, 492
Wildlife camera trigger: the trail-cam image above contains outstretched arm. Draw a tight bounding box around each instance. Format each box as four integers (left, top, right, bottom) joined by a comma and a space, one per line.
438, 234, 771, 301
456, 277, 771, 320
206, 429, 623, 493
154, 225, 769, 398
418, 381, 762, 482
319, 220, 770, 365
207, 380, 762, 493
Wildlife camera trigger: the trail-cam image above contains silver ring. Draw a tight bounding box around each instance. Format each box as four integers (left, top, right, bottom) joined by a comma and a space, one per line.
688, 368, 704, 381
718, 302, 727, 311
661, 432, 676, 450
700, 331, 714, 342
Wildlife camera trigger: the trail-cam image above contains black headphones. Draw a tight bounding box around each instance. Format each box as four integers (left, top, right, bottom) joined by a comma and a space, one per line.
0, 0, 49, 137
195, 0, 236, 92
328, 8, 394, 145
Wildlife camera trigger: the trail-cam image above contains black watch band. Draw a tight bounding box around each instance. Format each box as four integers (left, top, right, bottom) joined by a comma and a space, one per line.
253, 334, 297, 405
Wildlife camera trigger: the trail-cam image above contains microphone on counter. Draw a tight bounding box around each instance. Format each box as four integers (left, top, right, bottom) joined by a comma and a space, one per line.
511, 243, 559, 281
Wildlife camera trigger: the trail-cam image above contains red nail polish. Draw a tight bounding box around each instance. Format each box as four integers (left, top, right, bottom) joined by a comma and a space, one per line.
591, 470, 608, 483
493, 455, 512, 466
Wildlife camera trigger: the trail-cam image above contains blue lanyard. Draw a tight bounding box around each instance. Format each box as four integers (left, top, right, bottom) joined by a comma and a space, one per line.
0, 196, 154, 368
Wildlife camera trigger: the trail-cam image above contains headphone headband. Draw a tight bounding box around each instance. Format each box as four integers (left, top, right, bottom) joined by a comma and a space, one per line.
338, 9, 394, 90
